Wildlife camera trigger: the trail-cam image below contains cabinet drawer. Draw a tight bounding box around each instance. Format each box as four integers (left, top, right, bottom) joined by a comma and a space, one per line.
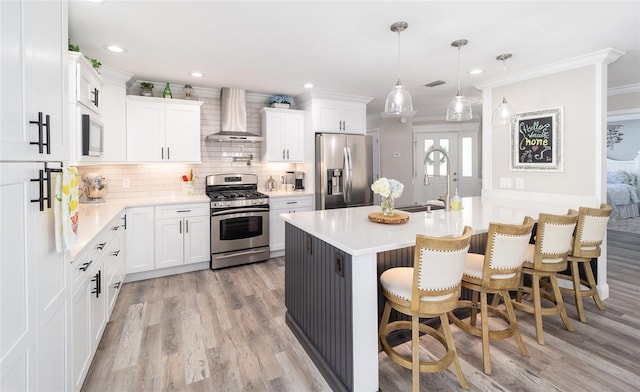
155, 203, 209, 219
270, 196, 314, 210
71, 248, 96, 293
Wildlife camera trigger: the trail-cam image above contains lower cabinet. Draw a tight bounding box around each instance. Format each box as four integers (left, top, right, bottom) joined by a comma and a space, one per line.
125, 202, 210, 274
124, 206, 155, 273
269, 195, 314, 254
155, 204, 210, 268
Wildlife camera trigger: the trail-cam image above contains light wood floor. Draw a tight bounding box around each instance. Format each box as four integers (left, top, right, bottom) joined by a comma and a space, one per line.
82, 230, 640, 391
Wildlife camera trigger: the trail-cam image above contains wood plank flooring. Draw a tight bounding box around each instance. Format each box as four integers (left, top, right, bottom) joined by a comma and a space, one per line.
82, 230, 640, 391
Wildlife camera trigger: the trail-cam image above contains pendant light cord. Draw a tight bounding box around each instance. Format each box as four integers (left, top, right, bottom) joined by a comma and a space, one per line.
396, 30, 401, 83
502, 58, 507, 99
456, 46, 462, 96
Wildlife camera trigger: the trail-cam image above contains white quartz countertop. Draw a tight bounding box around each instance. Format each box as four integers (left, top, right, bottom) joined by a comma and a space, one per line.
72, 195, 210, 257
281, 196, 588, 257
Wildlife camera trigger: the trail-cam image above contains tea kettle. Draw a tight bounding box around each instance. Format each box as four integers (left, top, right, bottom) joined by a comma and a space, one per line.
80, 172, 108, 203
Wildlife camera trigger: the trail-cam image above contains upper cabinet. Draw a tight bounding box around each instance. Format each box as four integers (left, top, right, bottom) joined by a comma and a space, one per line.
126, 96, 202, 163
1, 0, 68, 162
296, 92, 372, 134
68, 52, 103, 115
260, 107, 305, 162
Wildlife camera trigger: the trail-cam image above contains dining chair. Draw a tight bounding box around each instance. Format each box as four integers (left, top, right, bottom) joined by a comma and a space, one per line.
379, 226, 473, 391
558, 203, 612, 322
512, 209, 578, 345
449, 216, 535, 374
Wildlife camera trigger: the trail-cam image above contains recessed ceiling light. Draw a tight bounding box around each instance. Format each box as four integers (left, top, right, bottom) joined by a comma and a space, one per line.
304, 82, 314, 89
469, 68, 483, 75
190, 71, 204, 78
104, 45, 125, 53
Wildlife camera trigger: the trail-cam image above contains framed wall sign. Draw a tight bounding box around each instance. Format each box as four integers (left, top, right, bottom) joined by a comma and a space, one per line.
511, 107, 563, 171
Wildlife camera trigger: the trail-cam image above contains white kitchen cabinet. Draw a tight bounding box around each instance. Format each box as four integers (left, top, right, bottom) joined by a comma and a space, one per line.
269, 195, 314, 254
68, 51, 103, 115
155, 203, 210, 269
126, 96, 202, 163
99, 66, 133, 163
297, 92, 371, 134
124, 206, 155, 274
1, 0, 68, 162
260, 107, 305, 162
70, 212, 122, 392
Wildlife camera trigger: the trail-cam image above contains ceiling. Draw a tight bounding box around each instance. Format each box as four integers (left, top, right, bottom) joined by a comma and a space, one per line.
69, 1, 640, 117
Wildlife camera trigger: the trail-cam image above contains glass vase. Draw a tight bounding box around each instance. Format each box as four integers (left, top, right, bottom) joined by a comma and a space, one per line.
381, 197, 395, 216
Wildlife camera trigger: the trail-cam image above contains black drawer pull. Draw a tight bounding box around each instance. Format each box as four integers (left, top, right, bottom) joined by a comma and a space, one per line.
176, 210, 191, 213
96, 242, 107, 250
111, 250, 120, 257
79, 259, 93, 271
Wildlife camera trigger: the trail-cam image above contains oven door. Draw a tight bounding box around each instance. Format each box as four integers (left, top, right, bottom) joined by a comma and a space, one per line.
211, 207, 269, 254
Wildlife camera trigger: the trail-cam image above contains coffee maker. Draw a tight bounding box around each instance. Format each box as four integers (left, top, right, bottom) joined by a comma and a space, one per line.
295, 171, 305, 191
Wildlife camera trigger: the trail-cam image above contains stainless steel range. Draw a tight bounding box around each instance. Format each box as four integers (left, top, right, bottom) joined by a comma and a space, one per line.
207, 173, 270, 269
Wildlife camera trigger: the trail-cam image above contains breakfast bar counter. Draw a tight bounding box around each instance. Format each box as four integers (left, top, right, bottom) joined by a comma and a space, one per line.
280, 196, 601, 391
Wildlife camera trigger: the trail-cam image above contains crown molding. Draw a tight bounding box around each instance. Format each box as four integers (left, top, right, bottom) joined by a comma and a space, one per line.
100, 65, 134, 85
608, 83, 640, 96
474, 47, 625, 90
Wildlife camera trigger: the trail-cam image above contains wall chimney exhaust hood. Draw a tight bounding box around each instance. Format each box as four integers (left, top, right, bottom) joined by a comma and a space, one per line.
206, 87, 264, 143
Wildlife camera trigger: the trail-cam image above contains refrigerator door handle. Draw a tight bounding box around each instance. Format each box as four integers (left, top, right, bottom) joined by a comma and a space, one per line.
345, 146, 353, 203
342, 147, 349, 204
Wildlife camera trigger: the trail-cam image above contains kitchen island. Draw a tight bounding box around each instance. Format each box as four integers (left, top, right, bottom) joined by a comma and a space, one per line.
280, 196, 602, 392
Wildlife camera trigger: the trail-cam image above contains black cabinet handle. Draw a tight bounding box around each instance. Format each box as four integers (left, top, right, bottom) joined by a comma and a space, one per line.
96, 242, 107, 250
186, 219, 189, 233
161, 147, 164, 160
29, 112, 50, 154
111, 250, 120, 257
91, 270, 101, 298
114, 281, 121, 290
179, 220, 182, 234
79, 259, 93, 271
91, 88, 99, 107
122, 215, 127, 230
30, 169, 45, 211
167, 147, 170, 160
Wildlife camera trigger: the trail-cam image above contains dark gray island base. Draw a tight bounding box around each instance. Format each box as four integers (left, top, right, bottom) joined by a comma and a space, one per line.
284, 223, 488, 392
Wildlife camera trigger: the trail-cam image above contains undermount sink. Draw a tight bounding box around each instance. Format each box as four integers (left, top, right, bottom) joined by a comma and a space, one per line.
397, 203, 445, 213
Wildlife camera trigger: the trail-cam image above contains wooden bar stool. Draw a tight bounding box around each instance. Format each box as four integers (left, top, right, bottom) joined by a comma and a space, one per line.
558, 203, 612, 322
379, 226, 473, 391
449, 216, 534, 374
512, 210, 578, 345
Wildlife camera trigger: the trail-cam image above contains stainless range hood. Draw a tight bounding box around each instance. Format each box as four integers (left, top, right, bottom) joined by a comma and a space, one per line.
206, 87, 264, 143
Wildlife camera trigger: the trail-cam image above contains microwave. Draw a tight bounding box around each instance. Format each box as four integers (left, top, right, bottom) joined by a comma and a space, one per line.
82, 114, 103, 156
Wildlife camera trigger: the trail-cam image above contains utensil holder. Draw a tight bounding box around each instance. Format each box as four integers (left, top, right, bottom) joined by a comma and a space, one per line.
181, 181, 194, 196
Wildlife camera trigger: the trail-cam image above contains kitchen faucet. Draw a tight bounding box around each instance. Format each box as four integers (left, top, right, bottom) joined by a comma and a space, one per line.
423, 147, 451, 211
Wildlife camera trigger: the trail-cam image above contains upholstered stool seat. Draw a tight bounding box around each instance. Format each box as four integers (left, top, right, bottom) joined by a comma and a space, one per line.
558, 203, 612, 322
512, 210, 578, 345
449, 217, 534, 374
379, 226, 473, 392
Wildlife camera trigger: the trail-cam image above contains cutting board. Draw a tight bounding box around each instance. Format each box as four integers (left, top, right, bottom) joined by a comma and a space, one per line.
368, 211, 410, 224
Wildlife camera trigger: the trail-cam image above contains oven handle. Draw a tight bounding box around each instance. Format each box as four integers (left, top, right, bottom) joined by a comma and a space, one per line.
213, 249, 269, 259
211, 207, 268, 217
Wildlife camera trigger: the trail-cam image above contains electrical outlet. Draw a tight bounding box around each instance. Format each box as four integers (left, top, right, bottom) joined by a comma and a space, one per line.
123, 178, 130, 188
515, 178, 524, 189
499, 177, 512, 188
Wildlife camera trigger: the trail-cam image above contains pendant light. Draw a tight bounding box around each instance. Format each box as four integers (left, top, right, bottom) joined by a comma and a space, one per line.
445, 39, 472, 121
492, 53, 515, 127
384, 21, 413, 115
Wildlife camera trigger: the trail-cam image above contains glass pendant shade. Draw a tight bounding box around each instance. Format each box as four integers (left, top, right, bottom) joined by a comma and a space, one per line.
492, 97, 515, 126
446, 39, 472, 122
384, 21, 413, 115
492, 53, 514, 127
385, 79, 413, 114
446, 94, 473, 121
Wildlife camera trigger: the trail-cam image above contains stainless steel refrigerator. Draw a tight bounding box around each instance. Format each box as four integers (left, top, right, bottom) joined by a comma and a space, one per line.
315, 133, 373, 210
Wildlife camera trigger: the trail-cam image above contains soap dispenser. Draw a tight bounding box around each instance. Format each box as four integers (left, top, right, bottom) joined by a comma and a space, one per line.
451, 189, 462, 210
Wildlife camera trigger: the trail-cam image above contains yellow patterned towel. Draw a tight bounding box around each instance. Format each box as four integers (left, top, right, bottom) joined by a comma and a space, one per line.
54, 167, 80, 252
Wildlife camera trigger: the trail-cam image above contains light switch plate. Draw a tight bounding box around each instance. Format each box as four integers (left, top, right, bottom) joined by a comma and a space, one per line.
500, 177, 512, 188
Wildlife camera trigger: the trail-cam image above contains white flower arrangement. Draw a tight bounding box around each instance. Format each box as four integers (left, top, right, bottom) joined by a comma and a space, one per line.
371, 177, 404, 199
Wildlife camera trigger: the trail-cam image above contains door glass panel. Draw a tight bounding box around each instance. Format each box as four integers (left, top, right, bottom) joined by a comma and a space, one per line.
462, 137, 472, 177
439, 139, 449, 176
423, 139, 434, 176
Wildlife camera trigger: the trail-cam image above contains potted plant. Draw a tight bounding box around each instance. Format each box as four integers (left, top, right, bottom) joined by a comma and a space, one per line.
140, 82, 154, 97
269, 95, 293, 109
